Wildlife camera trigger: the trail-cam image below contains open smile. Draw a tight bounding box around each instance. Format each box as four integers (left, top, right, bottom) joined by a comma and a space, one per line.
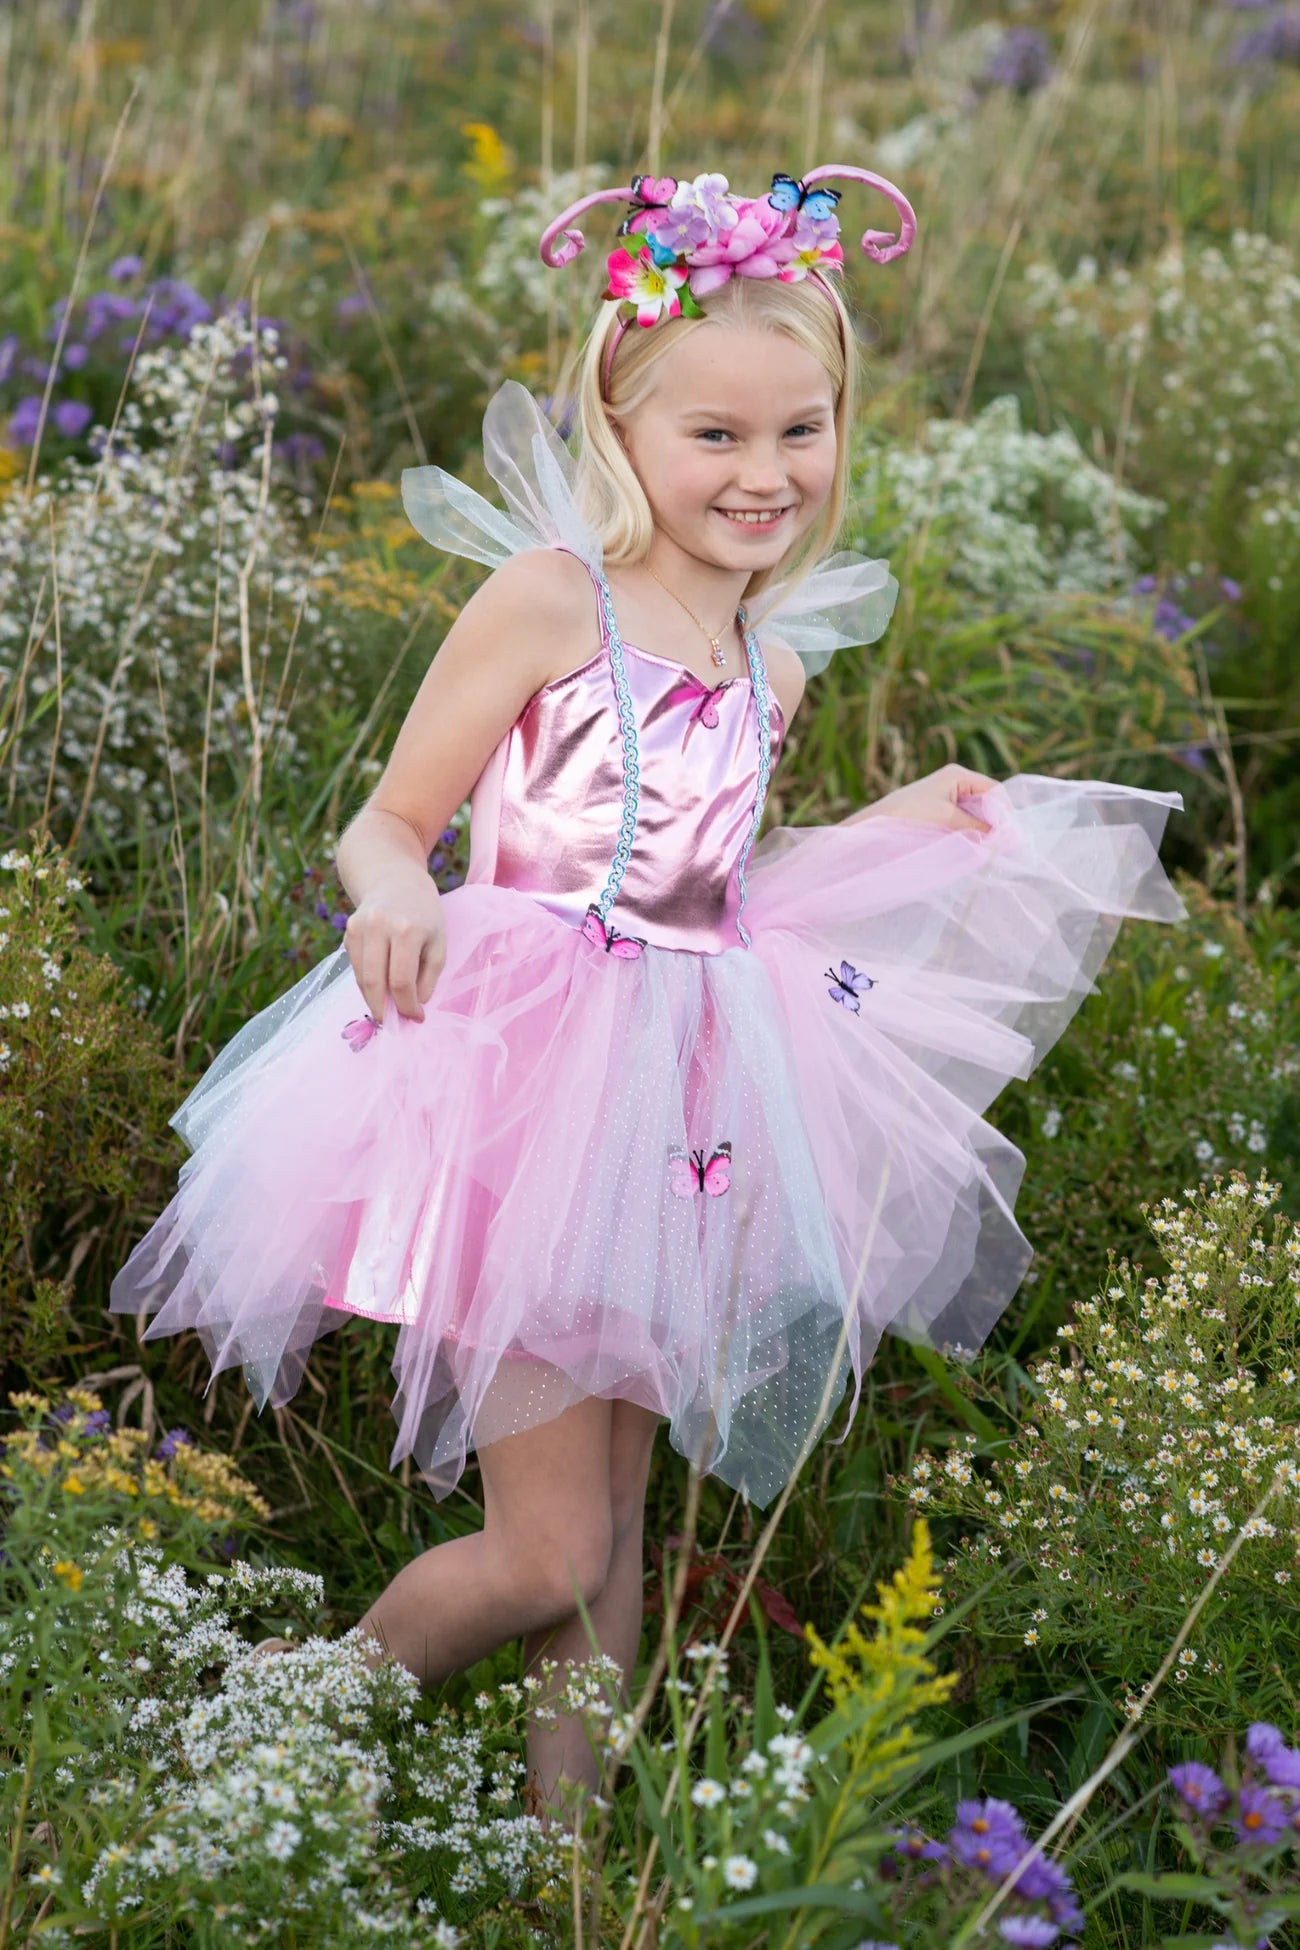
713, 506, 793, 529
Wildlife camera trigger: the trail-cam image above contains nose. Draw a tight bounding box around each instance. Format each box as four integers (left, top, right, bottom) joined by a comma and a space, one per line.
735, 440, 790, 497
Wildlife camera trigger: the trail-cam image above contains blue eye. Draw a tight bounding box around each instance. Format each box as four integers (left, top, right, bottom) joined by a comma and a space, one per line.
696, 425, 822, 442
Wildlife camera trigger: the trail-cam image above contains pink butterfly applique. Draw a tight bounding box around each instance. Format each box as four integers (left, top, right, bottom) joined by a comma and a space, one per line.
582, 903, 647, 959
341, 1013, 381, 1051
669, 1142, 733, 1198
671, 672, 729, 730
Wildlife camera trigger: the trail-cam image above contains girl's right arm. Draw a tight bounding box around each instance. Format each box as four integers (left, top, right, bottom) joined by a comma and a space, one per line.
335, 547, 593, 1024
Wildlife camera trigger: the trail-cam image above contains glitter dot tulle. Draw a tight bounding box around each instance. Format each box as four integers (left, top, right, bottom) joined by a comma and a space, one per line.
109, 389, 1184, 1504
110, 635, 1184, 1505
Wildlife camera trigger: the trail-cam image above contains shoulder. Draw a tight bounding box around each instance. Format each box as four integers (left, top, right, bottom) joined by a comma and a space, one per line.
759, 634, 807, 727
441, 547, 598, 690
478, 545, 595, 614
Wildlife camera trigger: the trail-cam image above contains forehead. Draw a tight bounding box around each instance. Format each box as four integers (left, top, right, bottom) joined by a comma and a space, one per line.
647, 322, 834, 417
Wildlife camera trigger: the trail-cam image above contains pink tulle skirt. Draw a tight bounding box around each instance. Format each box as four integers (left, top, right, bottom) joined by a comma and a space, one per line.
109, 776, 1185, 1505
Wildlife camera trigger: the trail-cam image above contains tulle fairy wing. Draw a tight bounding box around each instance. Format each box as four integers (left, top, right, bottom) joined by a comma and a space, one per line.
748, 549, 900, 676
400, 379, 602, 570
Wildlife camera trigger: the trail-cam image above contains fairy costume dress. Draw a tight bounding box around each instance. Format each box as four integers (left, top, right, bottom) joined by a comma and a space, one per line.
109, 381, 1186, 1506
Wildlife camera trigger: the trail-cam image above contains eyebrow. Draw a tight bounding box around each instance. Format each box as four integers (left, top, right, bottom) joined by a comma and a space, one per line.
678, 403, 831, 421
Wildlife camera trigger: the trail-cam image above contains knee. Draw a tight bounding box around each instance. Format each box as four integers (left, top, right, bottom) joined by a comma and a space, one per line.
513, 1521, 613, 1624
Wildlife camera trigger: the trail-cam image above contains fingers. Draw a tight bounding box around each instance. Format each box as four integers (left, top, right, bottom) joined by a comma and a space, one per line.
344, 918, 388, 1024
416, 935, 446, 1006
344, 912, 445, 1023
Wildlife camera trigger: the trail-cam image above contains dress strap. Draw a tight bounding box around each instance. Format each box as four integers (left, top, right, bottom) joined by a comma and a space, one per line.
551, 544, 640, 927
734, 607, 773, 950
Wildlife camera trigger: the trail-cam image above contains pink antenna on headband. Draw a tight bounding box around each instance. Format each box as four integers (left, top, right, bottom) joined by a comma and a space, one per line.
799, 165, 917, 264
538, 186, 646, 268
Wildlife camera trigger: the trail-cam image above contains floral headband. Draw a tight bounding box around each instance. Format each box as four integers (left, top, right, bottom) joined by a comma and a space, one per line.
537, 165, 917, 397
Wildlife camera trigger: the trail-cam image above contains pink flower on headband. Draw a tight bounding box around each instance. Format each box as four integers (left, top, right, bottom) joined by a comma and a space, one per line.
776, 210, 846, 282
605, 244, 692, 327
684, 195, 799, 296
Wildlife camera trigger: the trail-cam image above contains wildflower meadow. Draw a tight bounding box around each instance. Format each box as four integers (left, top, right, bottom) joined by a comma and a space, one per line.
2, 1, 1299, 1945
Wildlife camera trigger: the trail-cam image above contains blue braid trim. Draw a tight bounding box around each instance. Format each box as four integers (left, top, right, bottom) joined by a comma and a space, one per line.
734, 603, 772, 949
592, 569, 641, 924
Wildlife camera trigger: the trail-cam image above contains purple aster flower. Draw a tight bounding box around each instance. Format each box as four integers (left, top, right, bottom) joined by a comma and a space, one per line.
335, 291, 369, 323
9, 396, 45, 445
53, 399, 92, 440
1010, 1852, 1075, 1907
1178, 745, 1210, 770
61, 341, 89, 370
1234, 1785, 1287, 1846
440, 826, 459, 846
329, 911, 348, 930
278, 431, 325, 471
1170, 1761, 1229, 1817
155, 1427, 193, 1463
1230, 8, 1300, 63
985, 26, 1053, 92
314, 900, 330, 920
82, 1410, 112, 1437
1247, 1723, 1288, 1761
51, 1402, 77, 1424
109, 253, 143, 281
1261, 1746, 1300, 1790
891, 1823, 948, 1863
1132, 573, 1158, 594
951, 1798, 1028, 1877
998, 1919, 1059, 1948
1219, 576, 1242, 601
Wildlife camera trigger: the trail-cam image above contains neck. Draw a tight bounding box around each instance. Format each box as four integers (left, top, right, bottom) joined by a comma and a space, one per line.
642, 535, 752, 630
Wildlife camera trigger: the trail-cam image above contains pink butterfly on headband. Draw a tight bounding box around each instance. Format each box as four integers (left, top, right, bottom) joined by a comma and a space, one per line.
582, 903, 648, 959
669, 1142, 733, 1198
342, 1013, 381, 1051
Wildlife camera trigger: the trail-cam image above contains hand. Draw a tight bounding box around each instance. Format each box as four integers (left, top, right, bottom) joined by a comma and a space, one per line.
855, 762, 1001, 833
343, 868, 447, 1023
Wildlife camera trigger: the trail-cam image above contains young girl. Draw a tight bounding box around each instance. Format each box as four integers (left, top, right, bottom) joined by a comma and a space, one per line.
110, 163, 1185, 1812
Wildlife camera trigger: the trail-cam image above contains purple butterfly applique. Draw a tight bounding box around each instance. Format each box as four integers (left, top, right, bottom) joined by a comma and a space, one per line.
342, 1013, 381, 1051
825, 961, 875, 1014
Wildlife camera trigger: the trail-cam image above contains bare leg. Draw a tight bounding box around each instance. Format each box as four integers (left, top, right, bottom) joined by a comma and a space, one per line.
357, 1392, 617, 1687
521, 1400, 661, 1805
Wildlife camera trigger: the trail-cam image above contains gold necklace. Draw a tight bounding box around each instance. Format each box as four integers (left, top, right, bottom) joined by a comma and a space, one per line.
642, 562, 737, 670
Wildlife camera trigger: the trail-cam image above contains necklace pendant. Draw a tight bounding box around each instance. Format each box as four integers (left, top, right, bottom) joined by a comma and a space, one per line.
709, 637, 727, 669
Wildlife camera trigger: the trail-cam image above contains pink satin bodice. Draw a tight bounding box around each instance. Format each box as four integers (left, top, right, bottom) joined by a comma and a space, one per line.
466, 563, 785, 956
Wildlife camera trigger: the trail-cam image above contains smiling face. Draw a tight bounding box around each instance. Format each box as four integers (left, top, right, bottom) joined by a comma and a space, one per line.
612, 321, 839, 579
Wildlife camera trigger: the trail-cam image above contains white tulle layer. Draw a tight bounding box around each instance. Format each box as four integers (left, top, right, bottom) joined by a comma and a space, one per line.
109, 775, 1185, 1505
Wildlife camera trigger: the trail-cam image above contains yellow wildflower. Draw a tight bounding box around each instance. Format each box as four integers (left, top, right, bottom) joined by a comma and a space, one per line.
53, 1560, 84, 1592
62, 1473, 86, 1495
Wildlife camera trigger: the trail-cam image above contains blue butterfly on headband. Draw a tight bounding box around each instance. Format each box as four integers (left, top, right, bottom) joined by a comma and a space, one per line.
825, 960, 876, 1013
768, 173, 842, 223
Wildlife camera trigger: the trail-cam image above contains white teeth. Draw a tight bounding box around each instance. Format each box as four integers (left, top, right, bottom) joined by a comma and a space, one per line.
719, 509, 787, 525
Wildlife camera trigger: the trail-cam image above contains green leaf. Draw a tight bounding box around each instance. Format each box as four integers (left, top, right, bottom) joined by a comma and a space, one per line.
705, 1669, 728, 1784
1110, 1872, 1226, 1902
708, 1882, 890, 1925
751, 1595, 778, 1751
621, 1741, 686, 1883
904, 1342, 1005, 1446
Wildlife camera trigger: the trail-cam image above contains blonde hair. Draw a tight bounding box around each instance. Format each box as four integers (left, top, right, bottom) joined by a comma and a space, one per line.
570, 273, 857, 615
